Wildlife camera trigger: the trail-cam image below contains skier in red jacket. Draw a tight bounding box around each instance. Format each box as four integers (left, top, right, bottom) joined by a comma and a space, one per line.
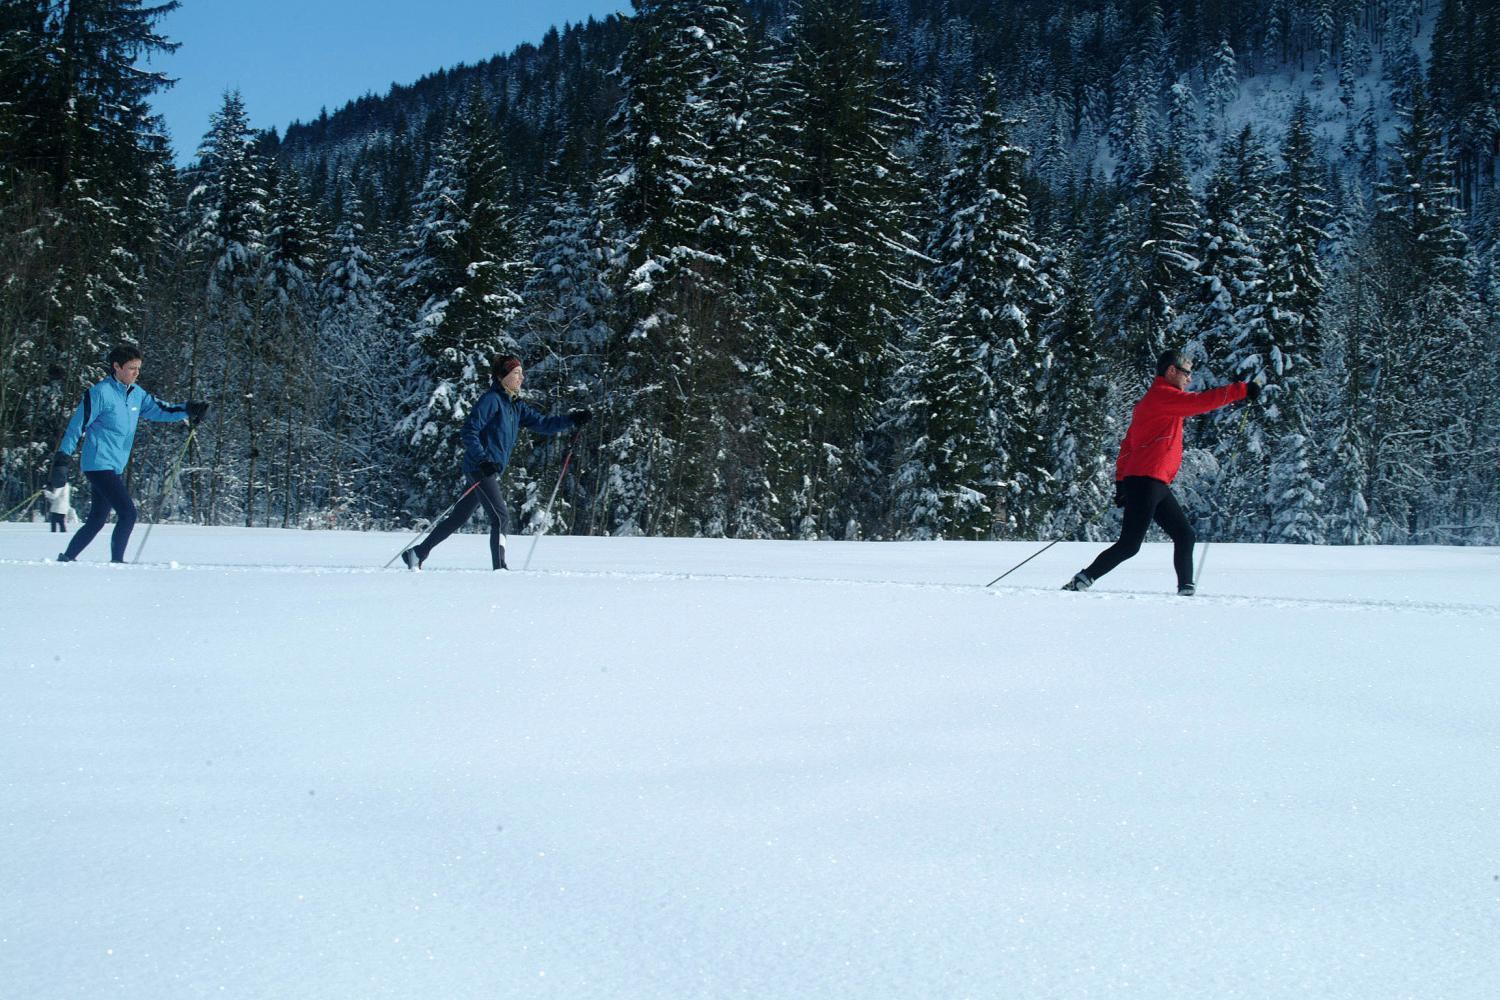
1063, 349, 1261, 595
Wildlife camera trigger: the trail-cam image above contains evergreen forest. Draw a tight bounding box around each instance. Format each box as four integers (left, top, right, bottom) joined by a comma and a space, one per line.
3, 0, 1498, 544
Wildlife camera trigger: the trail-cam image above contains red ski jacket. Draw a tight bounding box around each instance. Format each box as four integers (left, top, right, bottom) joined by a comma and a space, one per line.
1115, 378, 1248, 484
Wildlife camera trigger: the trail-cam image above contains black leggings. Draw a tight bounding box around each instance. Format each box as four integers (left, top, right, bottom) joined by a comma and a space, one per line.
1082, 476, 1196, 588
63, 470, 136, 562
414, 474, 511, 569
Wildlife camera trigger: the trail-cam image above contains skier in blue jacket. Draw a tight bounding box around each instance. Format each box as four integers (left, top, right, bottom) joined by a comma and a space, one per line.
51, 344, 208, 563
402, 354, 590, 571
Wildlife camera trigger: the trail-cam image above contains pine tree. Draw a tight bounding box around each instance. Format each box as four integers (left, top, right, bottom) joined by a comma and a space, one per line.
1262, 96, 1331, 542
778, 0, 921, 537
1101, 143, 1198, 372
188, 89, 267, 524
1039, 247, 1113, 539
317, 186, 399, 527
1205, 38, 1238, 139
918, 81, 1054, 538
597, 0, 752, 536
1369, 80, 1480, 539
257, 164, 320, 527
0, 0, 179, 503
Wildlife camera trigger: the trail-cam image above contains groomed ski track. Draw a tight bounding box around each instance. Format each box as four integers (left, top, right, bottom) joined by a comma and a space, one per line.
4, 553, 1497, 620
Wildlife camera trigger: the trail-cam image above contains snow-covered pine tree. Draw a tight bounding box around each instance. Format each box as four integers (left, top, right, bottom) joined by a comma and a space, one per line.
699, 24, 814, 538
1319, 180, 1379, 545
1109, 0, 1166, 184
189, 89, 267, 524
257, 164, 320, 527
0, 0, 178, 504
596, 0, 750, 536
1369, 79, 1481, 540
1117, 143, 1199, 372
1038, 246, 1113, 540
885, 290, 944, 540
1167, 80, 1201, 170
920, 80, 1054, 539
1262, 96, 1331, 543
779, 0, 922, 538
1205, 37, 1238, 140
316, 186, 400, 528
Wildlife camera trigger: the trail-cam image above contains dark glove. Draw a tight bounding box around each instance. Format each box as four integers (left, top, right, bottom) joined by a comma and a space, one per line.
569, 408, 593, 428
186, 401, 210, 423
1112, 480, 1126, 508
48, 451, 70, 489
478, 460, 500, 478
1244, 380, 1263, 402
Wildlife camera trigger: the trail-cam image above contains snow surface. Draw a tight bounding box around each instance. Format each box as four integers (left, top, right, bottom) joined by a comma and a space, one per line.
2, 525, 1497, 999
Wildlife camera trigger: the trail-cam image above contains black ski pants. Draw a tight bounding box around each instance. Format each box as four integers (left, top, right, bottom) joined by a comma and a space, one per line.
63, 470, 136, 562
49, 513, 67, 532
414, 473, 511, 569
1082, 476, 1196, 588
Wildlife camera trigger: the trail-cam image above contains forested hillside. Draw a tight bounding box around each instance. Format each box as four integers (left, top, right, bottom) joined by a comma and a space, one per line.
4, 0, 1497, 543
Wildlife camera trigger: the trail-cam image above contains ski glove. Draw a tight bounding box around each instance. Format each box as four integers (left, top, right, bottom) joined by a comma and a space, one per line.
478, 460, 500, 478
1244, 380, 1263, 402
186, 401, 210, 424
1112, 480, 1126, 508
47, 451, 70, 490
569, 409, 593, 428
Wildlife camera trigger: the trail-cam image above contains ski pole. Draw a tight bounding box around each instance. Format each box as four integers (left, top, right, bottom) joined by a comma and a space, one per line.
983, 500, 1109, 588
132, 426, 197, 563
0, 488, 44, 523
985, 538, 1064, 587
1195, 395, 1256, 589
522, 430, 581, 571
382, 479, 483, 568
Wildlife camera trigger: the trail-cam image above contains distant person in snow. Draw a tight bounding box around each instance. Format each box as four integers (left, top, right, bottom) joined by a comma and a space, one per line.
1062, 349, 1261, 596
401, 354, 590, 572
43, 482, 70, 532
51, 343, 209, 564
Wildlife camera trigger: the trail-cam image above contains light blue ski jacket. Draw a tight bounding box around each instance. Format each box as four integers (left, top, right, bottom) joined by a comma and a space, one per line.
58, 377, 190, 473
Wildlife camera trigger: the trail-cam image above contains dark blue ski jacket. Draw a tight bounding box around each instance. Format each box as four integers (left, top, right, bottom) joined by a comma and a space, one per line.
58, 376, 190, 473
460, 382, 575, 479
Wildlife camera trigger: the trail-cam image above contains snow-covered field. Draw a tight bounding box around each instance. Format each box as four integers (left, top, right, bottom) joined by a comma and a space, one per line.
2, 524, 1497, 999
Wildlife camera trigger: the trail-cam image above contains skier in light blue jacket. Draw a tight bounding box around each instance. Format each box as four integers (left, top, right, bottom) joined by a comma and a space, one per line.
51, 343, 208, 563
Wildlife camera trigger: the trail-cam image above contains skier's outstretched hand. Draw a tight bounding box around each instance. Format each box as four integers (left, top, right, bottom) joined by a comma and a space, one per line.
1244, 380, 1263, 402
186, 401, 210, 424
569, 408, 593, 428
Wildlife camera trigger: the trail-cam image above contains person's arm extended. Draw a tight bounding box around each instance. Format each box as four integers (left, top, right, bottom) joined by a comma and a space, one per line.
1157, 381, 1248, 417
139, 390, 190, 423
518, 400, 576, 436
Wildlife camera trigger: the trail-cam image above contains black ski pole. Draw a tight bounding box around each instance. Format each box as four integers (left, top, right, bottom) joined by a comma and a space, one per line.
383, 478, 483, 569
983, 500, 1112, 589
984, 538, 1064, 588
522, 429, 581, 571
132, 426, 197, 564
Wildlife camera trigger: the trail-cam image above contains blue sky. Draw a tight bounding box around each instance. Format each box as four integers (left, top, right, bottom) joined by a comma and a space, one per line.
148, 1, 629, 163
